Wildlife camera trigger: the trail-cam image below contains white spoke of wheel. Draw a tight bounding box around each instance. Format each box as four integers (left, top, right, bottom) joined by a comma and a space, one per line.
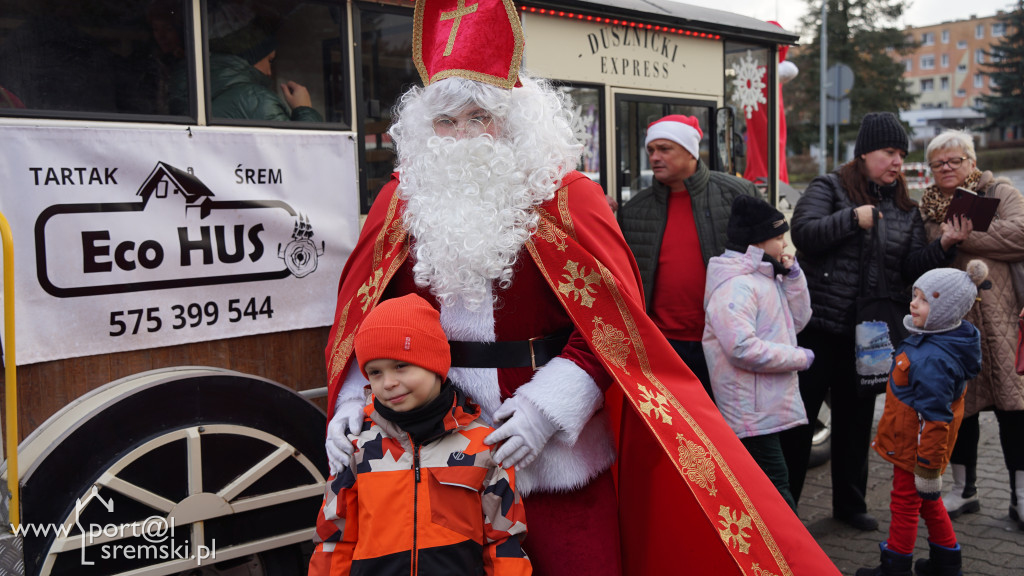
97, 474, 177, 513
231, 483, 325, 513
187, 427, 203, 495
218, 444, 294, 502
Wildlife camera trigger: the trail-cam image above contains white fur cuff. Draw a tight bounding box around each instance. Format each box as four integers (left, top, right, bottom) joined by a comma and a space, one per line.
515, 357, 603, 445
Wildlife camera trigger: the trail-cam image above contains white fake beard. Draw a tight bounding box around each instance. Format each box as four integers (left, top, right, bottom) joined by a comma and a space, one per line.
399, 136, 546, 311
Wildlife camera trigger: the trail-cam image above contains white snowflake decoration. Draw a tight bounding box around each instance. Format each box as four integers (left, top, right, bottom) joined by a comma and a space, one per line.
730, 50, 767, 119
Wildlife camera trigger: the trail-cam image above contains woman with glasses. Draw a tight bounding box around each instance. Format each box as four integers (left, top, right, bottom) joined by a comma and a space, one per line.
920, 129, 1024, 531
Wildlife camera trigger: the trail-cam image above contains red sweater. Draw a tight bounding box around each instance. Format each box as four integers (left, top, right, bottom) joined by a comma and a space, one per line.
650, 188, 707, 341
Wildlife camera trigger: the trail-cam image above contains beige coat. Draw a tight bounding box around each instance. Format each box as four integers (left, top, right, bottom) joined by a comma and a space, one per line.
923, 171, 1024, 415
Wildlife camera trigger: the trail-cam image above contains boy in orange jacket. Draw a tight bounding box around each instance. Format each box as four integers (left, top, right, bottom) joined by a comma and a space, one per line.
857, 262, 986, 576
309, 294, 531, 575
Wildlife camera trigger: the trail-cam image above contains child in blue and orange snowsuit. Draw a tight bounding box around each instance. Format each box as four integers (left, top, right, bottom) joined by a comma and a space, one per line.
858, 262, 987, 576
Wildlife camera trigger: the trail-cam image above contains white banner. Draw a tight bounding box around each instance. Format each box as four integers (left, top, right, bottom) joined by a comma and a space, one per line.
0, 125, 359, 365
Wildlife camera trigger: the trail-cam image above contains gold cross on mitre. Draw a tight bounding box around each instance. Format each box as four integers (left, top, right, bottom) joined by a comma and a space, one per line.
439, 0, 478, 56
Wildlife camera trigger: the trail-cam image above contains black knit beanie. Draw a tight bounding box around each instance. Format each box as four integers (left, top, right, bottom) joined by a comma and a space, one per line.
854, 112, 909, 157
726, 194, 789, 251
209, 21, 277, 65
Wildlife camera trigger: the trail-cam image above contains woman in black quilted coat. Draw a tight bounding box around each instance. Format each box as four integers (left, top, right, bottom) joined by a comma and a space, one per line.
779, 112, 970, 531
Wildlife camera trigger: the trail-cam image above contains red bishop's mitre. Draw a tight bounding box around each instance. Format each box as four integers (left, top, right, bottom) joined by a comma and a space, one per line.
413, 0, 524, 89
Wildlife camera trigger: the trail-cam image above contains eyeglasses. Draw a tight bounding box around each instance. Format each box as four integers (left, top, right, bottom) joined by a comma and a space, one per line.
432, 113, 494, 137
928, 156, 968, 171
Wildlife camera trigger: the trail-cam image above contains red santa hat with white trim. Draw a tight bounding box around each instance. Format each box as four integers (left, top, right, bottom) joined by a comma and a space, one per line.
644, 115, 704, 159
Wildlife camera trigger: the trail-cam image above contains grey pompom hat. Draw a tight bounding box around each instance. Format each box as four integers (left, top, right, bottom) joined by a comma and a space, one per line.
904, 261, 988, 334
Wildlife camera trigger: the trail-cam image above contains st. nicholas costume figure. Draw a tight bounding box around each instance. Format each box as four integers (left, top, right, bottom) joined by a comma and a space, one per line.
314, 1, 839, 575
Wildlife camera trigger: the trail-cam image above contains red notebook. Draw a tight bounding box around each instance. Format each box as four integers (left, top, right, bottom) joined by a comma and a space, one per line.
945, 187, 1000, 232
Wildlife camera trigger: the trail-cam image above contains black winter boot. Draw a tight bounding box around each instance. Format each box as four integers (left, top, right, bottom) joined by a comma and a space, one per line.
1010, 470, 1024, 530
855, 542, 913, 576
913, 541, 962, 576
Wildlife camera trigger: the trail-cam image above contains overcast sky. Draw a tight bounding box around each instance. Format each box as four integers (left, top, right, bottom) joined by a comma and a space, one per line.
671, 0, 1015, 36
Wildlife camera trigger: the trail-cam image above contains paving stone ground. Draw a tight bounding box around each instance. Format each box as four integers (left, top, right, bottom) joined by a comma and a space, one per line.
798, 397, 1023, 575
784, 168, 1024, 575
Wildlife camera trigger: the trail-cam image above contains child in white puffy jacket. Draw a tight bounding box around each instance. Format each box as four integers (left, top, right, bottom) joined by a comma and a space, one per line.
702, 195, 815, 511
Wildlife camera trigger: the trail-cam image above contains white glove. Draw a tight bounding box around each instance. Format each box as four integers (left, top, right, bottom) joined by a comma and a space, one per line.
485, 396, 559, 469
325, 399, 365, 475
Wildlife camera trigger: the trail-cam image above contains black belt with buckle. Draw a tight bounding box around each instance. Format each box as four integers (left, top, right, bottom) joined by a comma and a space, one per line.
449, 329, 572, 370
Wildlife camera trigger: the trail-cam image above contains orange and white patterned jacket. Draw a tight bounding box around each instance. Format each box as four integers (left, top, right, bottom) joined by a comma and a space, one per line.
309, 388, 531, 576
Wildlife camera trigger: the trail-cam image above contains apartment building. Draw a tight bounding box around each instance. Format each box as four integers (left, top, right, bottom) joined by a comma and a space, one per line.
897, 13, 1007, 144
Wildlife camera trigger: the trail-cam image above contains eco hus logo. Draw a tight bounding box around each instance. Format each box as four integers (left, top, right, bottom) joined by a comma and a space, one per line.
34, 162, 325, 297
11, 487, 215, 567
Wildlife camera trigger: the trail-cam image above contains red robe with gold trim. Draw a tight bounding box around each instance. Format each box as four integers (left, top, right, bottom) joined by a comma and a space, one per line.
324, 171, 838, 576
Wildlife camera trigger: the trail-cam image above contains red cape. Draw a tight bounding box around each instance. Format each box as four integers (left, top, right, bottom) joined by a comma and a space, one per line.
325, 172, 839, 575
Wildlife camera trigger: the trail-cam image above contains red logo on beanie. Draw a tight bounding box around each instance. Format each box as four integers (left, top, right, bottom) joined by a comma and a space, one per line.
404, 336, 412, 351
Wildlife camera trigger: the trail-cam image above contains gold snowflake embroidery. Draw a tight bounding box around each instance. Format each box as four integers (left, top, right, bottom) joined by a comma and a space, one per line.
718, 505, 753, 554
557, 261, 602, 308
591, 317, 630, 373
357, 268, 384, 312
638, 384, 672, 424
676, 433, 717, 496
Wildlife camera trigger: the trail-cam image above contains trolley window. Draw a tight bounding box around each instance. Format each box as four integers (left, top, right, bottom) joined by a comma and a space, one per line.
203, 0, 349, 127
615, 95, 715, 204
558, 83, 605, 189
0, 0, 192, 120
0, 0, 350, 127
356, 3, 417, 210
724, 41, 772, 189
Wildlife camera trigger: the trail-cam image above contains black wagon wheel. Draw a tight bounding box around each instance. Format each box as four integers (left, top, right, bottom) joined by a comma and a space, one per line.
8, 367, 327, 576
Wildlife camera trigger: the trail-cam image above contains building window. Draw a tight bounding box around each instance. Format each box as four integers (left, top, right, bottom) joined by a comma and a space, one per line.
942, 30, 950, 44
940, 77, 950, 90
974, 73, 984, 87
974, 97, 984, 107
993, 23, 1005, 37
921, 55, 935, 69
921, 79, 935, 92
922, 32, 935, 45
956, 88, 966, 97
976, 24, 984, 39
941, 54, 949, 68
958, 64, 968, 72
975, 49, 985, 64
957, 40, 968, 49
905, 59, 913, 72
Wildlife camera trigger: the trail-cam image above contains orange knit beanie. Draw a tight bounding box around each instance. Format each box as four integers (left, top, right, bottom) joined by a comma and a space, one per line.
354, 294, 450, 380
